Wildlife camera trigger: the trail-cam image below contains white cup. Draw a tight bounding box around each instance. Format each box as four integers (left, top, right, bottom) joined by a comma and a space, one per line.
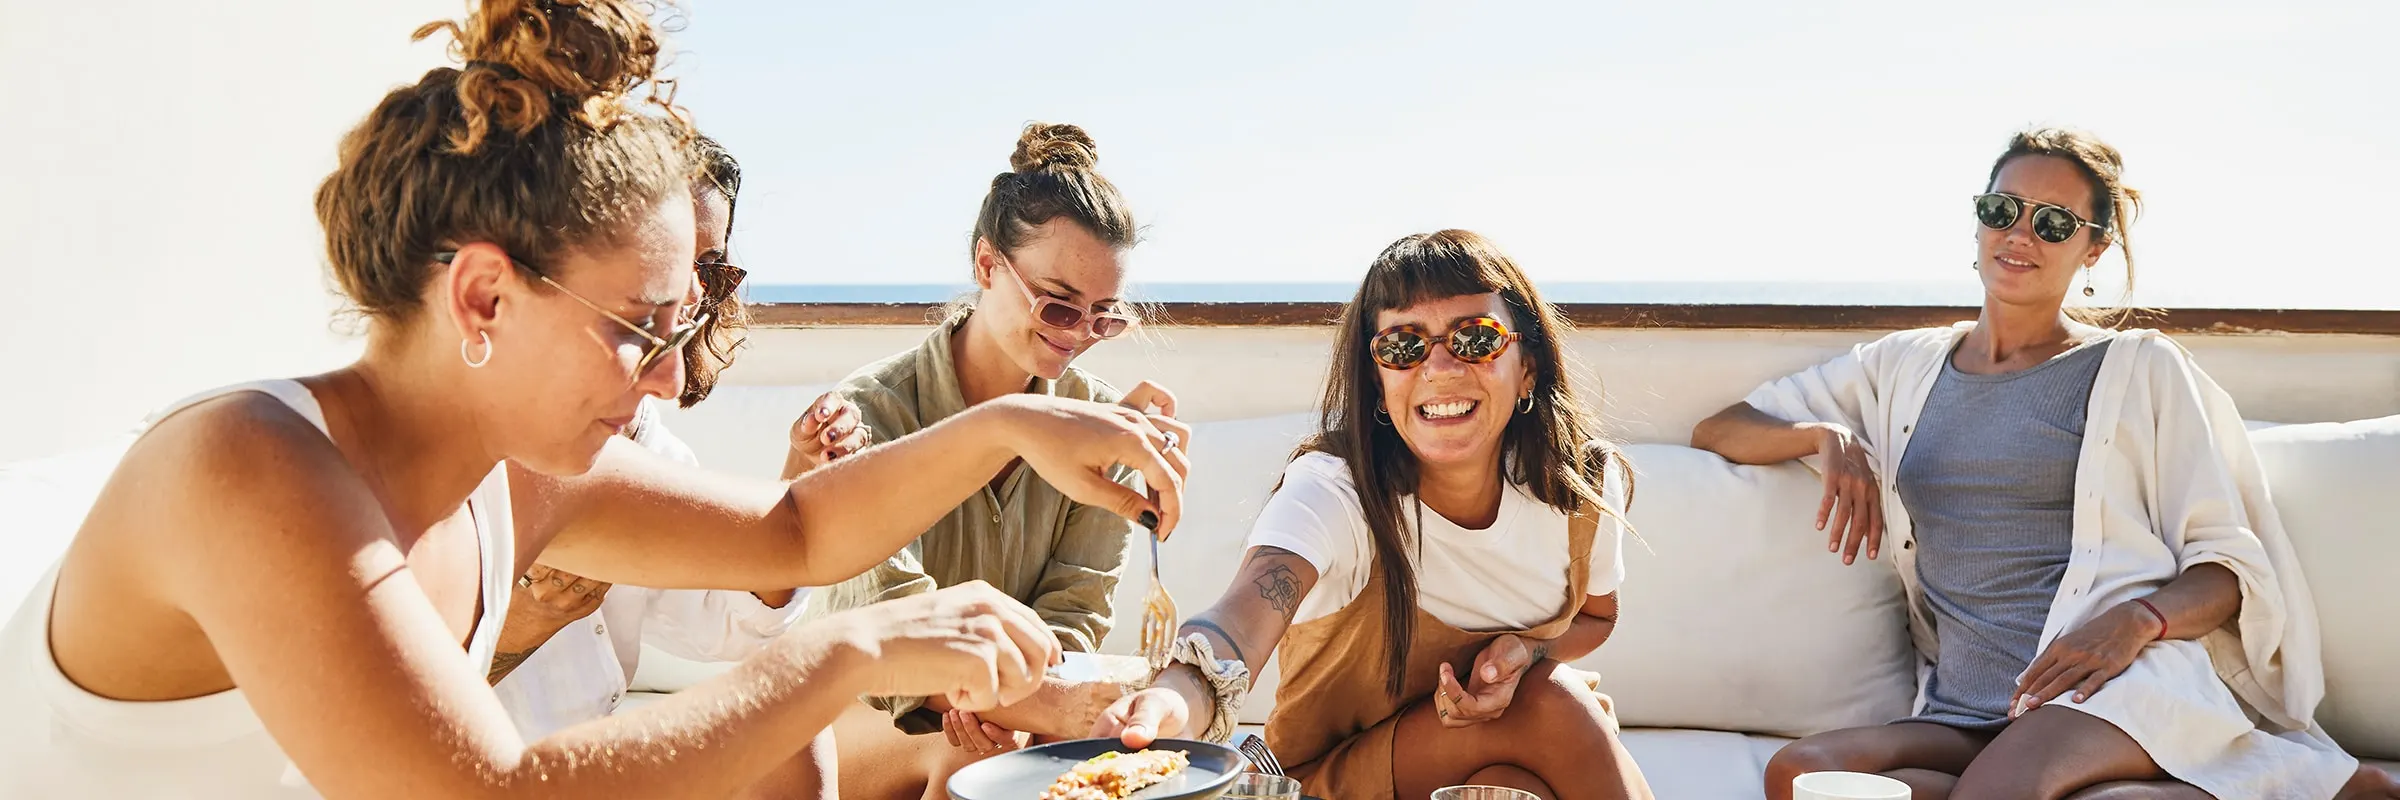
1792, 771, 1910, 800
1430, 786, 1540, 800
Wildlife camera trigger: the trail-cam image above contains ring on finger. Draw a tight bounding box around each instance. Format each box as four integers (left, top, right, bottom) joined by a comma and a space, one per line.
1161, 430, 1180, 452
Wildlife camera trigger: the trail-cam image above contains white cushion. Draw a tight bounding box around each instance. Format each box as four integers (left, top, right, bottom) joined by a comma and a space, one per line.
2248, 415, 2400, 760
1618, 728, 1790, 800
1579, 444, 1918, 738
1100, 412, 1316, 724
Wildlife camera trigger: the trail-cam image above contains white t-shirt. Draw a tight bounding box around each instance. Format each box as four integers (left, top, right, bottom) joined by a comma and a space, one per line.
1247, 451, 1627, 632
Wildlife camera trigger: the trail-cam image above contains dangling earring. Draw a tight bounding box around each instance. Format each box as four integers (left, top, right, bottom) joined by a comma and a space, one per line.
1373, 406, 1392, 425
2082, 265, 2096, 298
460, 331, 493, 368
1517, 394, 1535, 414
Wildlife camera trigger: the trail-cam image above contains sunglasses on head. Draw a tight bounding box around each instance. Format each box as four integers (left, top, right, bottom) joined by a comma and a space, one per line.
999, 258, 1136, 340
1974, 192, 2108, 244
434, 250, 709, 382
1370, 316, 1519, 370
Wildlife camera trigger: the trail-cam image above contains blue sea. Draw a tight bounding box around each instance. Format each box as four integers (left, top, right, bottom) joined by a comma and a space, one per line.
746, 281, 2398, 309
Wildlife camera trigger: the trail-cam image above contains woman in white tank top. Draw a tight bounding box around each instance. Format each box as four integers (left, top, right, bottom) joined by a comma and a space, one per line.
0, 3, 1191, 798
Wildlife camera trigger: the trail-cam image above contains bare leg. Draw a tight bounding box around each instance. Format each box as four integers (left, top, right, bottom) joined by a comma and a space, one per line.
1466, 765, 1558, 800
1881, 768, 1962, 799
1391, 660, 1650, 800
1950, 706, 2186, 800
1763, 722, 1993, 800
2062, 782, 2215, 800
2337, 764, 2400, 800
737, 728, 838, 800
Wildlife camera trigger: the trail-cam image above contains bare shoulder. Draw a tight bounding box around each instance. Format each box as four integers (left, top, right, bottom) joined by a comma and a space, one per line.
93, 392, 387, 569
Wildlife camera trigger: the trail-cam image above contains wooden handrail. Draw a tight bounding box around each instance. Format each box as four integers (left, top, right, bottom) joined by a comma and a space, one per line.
748, 302, 2400, 336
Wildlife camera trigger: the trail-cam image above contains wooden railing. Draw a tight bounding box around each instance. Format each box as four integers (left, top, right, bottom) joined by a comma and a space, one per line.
750, 303, 2400, 335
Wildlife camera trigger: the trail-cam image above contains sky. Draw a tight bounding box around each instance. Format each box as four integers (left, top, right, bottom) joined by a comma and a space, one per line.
664, 0, 2398, 308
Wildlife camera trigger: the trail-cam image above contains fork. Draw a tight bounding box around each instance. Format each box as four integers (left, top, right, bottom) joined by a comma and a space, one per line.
1138, 514, 1178, 672
1235, 732, 1286, 777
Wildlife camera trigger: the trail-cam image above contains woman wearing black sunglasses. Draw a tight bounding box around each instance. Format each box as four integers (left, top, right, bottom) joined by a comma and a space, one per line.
1692, 128, 2384, 799
791, 122, 1184, 800
0, 4, 1193, 797
1094, 230, 1653, 800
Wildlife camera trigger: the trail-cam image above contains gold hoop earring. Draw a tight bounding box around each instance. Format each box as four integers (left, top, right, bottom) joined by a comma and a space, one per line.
460, 331, 493, 368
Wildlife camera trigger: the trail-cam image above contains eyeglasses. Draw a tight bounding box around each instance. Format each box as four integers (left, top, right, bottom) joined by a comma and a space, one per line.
696, 257, 746, 302
434, 250, 710, 381
1370, 316, 1519, 370
1974, 192, 2108, 244
998, 258, 1136, 340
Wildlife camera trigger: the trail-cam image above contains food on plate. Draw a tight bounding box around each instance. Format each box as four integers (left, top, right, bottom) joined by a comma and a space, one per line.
1038, 749, 1191, 800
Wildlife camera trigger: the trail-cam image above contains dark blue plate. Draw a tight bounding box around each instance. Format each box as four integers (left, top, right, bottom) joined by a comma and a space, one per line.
945, 738, 1243, 800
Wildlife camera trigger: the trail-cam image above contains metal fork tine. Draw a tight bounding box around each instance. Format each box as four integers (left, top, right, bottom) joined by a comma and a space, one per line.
1236, 733, 1285, 777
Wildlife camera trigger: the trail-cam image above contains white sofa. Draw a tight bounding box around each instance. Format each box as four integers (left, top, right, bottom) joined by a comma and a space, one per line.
3, 386, 2393, 798
638, 385, 2400, 797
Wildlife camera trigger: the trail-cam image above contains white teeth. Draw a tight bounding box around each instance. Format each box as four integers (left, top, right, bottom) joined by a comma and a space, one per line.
1998, 255, 2034, 267
1418, 401, 1476, 419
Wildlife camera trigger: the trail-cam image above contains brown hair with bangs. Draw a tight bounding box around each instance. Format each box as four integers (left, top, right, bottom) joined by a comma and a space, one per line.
1292, 229, 1631, 699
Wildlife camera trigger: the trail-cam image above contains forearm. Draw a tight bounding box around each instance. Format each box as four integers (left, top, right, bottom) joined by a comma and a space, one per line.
777, 404, 1022, 586
922, 674, 1118, 737
2130, 562, 2241, 640
486, 624, 570, 685
496, 634, 869, 798
1537, 612, 1617, 664
1690, 403, 1829, 465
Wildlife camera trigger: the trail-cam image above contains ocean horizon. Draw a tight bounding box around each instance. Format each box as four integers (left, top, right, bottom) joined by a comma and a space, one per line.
747, 281, 2399, 310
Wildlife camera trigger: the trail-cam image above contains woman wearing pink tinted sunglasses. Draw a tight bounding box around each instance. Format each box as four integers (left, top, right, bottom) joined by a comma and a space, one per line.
787, 122, 1184, 800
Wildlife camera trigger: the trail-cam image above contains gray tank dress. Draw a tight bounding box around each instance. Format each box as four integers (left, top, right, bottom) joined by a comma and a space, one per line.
1894, 335, 2113, 730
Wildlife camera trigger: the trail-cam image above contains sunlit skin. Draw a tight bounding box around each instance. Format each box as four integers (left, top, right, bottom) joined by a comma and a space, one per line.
1373, 292, 1531, 527
954, 220, 1131, 403
1693, 154, 2400, 798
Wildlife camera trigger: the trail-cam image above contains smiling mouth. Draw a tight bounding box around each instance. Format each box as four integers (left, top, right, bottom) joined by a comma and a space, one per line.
1995, 254, 2037, 270
1418, 400, 1477, 420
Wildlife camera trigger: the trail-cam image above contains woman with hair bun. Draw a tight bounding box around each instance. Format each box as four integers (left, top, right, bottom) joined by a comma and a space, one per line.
795, 121, 1179, 800
0, 4, 1189, 798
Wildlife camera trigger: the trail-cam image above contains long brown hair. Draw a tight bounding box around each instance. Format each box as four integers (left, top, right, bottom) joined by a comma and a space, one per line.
1986, 127, 2145, 325
1293, 229, 1631, 698
681, 133, 746, 407
315, 0, 691, 325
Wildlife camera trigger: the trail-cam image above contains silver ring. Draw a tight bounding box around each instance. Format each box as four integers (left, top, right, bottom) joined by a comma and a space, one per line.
1161, 430, 1180, 451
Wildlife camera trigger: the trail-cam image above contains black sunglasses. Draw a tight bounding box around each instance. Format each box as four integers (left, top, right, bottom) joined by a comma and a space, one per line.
1371, 317, 1519, 370
1974, 192, 2108, 244
434, 250, 708, 382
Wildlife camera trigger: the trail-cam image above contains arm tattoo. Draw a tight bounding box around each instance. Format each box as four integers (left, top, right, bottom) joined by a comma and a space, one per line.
1252, 565, 1301, 622
486, 649, 535, 685
1247, 546, 1303, 622
1181, 616, 1247, 664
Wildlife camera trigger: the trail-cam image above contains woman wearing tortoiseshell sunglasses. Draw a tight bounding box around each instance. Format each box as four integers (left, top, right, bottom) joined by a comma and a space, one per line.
1696, 128, 2387, 799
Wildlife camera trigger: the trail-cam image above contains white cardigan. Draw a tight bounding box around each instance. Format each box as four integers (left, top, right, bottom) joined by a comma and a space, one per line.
1743, 325, 2356, 798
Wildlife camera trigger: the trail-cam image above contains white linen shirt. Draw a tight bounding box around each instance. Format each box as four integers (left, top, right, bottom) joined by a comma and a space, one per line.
492, 401, 809, 740
1743, 325, 2357, 799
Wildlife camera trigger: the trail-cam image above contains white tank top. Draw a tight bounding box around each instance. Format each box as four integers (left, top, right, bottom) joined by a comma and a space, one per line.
0, 380, 516, 798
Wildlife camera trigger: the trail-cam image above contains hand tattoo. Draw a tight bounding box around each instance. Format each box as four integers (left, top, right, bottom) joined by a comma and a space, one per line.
486, 649, 535, 685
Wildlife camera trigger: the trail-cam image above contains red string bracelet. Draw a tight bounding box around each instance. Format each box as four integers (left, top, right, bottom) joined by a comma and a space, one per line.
2134, 598, 2169, 640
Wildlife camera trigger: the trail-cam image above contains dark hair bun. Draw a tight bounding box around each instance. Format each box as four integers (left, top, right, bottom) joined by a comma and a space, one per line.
1009, 122, 1099, 172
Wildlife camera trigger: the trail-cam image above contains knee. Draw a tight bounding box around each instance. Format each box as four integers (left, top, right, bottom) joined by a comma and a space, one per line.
1503, 661, 1616, 740
1763, 737, 1868, 791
